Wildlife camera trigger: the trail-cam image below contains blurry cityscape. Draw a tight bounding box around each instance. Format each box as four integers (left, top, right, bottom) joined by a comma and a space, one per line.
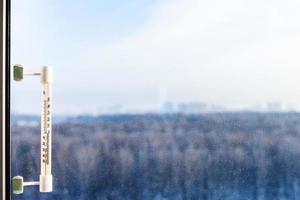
81, 101, 294, 115
11, 101, 297, 127
161, 101, 292, 114
78, 98, 299, 115
48, 101, 297, 115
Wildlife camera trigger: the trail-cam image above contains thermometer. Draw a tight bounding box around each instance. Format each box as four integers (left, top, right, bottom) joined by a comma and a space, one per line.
12, 64, 53, 194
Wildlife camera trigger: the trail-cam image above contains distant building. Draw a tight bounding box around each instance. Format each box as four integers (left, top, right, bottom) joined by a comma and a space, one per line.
266, 102, 282, 112
162, 102, 174, 114
177, 102, 207, 114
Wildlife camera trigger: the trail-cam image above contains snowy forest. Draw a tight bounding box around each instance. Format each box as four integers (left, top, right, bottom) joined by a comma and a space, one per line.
11, 113, 300, 200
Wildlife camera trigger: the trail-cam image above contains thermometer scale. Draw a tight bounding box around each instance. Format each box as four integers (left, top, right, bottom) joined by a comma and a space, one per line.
12, 64, 53, 194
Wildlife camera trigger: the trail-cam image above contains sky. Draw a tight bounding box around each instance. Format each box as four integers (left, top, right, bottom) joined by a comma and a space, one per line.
11, 0, 300, 115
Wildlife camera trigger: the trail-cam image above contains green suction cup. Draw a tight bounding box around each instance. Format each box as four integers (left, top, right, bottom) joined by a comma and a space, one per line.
13, 64, 24, 81
12, 176, 24, 194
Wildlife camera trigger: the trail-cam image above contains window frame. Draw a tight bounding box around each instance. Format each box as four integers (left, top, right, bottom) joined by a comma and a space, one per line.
1, 0, 11, 199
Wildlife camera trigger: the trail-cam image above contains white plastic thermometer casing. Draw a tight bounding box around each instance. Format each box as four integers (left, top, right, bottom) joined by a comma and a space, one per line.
39, 66, 53, 192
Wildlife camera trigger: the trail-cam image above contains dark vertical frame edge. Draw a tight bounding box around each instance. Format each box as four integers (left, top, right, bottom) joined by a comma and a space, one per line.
1, 0, 10, 199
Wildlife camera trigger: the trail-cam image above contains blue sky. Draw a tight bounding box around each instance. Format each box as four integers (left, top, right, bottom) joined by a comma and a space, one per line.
11, 0, 300, 114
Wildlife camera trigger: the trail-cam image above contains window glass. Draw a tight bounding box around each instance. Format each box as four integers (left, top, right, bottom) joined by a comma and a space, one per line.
11, 0, 300, 200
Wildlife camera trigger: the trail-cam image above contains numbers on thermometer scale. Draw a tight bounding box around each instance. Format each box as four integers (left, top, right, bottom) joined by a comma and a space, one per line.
42, 89, 51, 165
